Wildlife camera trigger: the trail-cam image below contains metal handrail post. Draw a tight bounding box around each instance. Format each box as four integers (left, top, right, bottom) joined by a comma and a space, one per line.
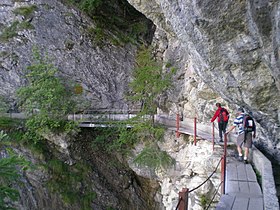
178, 188, 189, 210
221, 133, 228, 194
194, 117, 197, 145
221, 156, 225, 194
212, 122, 215, 151
176, 113, 180, 138
224, 133, 227, 159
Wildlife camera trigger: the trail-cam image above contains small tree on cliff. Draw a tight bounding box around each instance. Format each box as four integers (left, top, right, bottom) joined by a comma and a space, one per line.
17, 48, 79, 143
113, 46, 176, 170
128, 46, 174, 115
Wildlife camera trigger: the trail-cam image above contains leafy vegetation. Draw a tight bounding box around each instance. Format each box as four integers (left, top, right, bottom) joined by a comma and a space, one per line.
64, 0, 152, 45
17, 48, 79, 143
0, 96, 9, 113
128, 46, 175, 115
0, 131, 30, 210
111, 46, 175, 169
0, 20, 34, 42
0, 117, 23, 132
13, 5, 37, 19
0, 5, 36, 42
199, 193, 211, 209
86, 46, 175, 169
133, 143, 175, 170
0, 21, 19, 42
45, 159, 96, 208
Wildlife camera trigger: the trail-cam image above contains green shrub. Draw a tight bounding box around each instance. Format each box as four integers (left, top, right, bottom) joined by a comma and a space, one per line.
87, 26, 105, 45
0, 20, 34, 42
17, 47, 80, 143
18, 21, 34, 30
64, 0, 152, 45
133, 143, 175, 170
0, 132, 31, 210
0, 21, 19, 42
13, 5, 37, 19
46, 159, 96, 208
79, 0, 102, 14
0, 117, 20, 128
110, 46, 175, 168
128, 46, 174, 115
199, 193, 211, 209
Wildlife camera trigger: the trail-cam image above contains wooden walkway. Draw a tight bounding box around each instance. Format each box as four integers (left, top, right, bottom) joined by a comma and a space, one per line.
216, 158, 263, 210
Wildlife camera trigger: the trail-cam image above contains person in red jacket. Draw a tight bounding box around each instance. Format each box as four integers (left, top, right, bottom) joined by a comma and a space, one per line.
210, 103, 229, 142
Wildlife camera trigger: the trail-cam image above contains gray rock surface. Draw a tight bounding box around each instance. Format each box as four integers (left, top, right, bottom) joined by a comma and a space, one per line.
127, 0, 280, 160
1, 0, 280, 208
0, 0, 137, 110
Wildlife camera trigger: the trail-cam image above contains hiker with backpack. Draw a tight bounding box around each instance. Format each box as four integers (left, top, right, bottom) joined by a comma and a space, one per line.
210, 103, 229, 142
225, 107, 256, 164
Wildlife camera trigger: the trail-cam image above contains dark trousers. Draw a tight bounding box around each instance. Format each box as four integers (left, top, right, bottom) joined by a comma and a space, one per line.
218, 121, 228, 140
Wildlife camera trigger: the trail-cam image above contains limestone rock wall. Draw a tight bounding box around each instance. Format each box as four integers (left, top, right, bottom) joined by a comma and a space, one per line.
128, 132, 224, 210
0, 0, 140, 110
127, 0, 280, 160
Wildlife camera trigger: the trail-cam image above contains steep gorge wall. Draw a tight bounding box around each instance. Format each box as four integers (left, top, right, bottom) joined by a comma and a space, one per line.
0, 0, 153, 110
127, 0, 280, 161
1, 129, 161, 210
1, 0, 279, 209
2, 1, 278, 159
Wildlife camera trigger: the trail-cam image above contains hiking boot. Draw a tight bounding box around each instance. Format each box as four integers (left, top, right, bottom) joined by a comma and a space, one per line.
244, 159, 248, 164
238, 156, 243, 161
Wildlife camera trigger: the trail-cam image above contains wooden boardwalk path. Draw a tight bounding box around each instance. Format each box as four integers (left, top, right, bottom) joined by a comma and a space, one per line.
216, 157, 263, 210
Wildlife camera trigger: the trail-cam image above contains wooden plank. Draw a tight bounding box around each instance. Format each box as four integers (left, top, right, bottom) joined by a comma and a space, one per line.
232, 196, 249, 210
216, 194, 235, 210
248, 182, 262, 196
248, 197, 264, 210
236, 164, 247, 181
239, 181, 250, 194
227, 163, 238, 180
245, 164, 257, 182
226, 180, 240, 193
217, 154, 263, 210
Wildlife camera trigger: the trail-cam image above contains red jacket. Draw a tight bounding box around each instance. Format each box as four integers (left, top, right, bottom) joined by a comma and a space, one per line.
211, 107, 229, 123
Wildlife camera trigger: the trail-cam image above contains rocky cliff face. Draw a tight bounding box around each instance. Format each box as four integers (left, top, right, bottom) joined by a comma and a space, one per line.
1, 129, 161, 210
1, 0, 279, 158
127, 0, 280, 161
0, 0, 153, 110
1, 0, 280, 209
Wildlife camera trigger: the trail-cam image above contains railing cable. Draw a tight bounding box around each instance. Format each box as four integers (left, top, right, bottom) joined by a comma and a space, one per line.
175, 197, 183, 210
205, 181, 223, 210
189, 157, 223, 193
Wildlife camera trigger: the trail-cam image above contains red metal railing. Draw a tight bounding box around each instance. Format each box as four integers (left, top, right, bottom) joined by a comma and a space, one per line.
175, 120, 228, 210
176, 157, 224, 210
176, 188, 189, 210
221, 133, 228, 194
212, 122, 215, 151
175, 115, 216, 150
